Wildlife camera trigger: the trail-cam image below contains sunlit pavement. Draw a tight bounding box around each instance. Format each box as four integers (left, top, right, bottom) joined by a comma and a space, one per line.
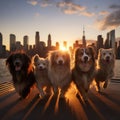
0, 80, 120, 120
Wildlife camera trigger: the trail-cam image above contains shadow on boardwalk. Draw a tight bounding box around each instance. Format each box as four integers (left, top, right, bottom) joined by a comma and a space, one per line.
0, 82, 120, 120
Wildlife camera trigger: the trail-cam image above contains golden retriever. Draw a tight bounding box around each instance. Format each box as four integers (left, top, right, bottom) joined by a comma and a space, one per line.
95, 48, 115, 92
48, 50, 71, 97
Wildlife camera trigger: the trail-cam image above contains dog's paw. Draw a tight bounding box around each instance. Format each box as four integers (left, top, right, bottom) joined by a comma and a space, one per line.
39, 92, 46, 99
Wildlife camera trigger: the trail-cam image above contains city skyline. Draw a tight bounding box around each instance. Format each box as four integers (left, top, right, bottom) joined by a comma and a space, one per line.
0, 0, 120, 50
0, 29, 120, 59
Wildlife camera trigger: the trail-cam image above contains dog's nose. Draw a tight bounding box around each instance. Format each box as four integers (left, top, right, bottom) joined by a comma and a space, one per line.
84, 56, 88, 62
39, 66, 43, 69
15, 62, 20, 66
106, 56, 110, 61
58, 60, 63, 65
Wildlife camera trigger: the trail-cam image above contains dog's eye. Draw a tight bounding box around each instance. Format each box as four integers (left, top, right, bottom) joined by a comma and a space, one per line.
103, 53, 106, 56
86, 52, 90, 55
62, 55, 65, 58
109, 53, 112, 55
56, 54, 59, 58
80, 52, 83, 56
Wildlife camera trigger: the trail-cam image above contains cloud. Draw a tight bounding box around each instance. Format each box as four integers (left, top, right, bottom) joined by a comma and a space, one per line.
99, 11, 109, 16
57, 2, 86, 15
80, 11, 95, 17
95, 9, 120, 30
27, 0, 53, 7
27, 0, 38, 6
27, 0, 95, 17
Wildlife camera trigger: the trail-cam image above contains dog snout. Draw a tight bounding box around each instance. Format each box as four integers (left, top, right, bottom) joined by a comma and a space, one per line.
39, 66, 43, 69
15, 61, 20, 66
106, 56, 110, 61
58, 60, 64, 65
84, 56, 88, 62
39, 64, 45, 69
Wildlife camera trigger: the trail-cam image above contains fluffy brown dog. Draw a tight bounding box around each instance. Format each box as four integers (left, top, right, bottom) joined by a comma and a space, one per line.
48, 50, 71, 97
72, 46, 96, 101
32, 54, 51, 98
6, 51, 36, 98
95, 48, 115, 92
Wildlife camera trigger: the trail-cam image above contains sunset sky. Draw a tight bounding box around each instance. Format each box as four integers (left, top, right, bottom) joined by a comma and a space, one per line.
0, 0, 120, 50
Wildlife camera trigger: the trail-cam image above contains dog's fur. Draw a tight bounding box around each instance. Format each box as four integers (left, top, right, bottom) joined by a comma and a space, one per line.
32, 54, 51, 98
72, 46, 96, 101
95, 48, 115, 92
48, 50, 71, 97
6, 51, 36, 98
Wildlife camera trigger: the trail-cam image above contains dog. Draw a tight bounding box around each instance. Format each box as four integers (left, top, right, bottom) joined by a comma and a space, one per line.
95, 48, 115, 92
48, 50, 71, 97
32, 54, 51, 98
6, 51, 36, 99
72, 46, 96, 101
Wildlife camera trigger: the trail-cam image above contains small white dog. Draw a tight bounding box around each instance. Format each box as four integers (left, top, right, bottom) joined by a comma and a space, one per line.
48, 50, 71, 97
32, 54, 51, 98
95, 48, 115, 92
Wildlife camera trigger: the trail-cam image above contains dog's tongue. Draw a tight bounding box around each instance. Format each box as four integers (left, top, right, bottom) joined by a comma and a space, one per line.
15, 66, 21, 71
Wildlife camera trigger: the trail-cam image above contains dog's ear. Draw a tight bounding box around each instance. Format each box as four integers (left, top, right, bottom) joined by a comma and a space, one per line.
88, 46, 96, 62
6, 54, 14, 66
99, 48, 103, 54
75, 48, 80, 60
109, 48, 115, 59
23, 53, 31, 64
48, 51, 55, 65
66, 51, 70, 62
33, 54, 39, 63
45, 58, 49, 67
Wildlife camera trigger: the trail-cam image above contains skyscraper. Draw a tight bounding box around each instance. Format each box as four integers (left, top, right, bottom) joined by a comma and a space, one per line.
35, 31, 40, 48
47, 34, 51, 48
0, 33, 2, 54
82, 26, 86, 47
23, 35, 29, 51
109, 29, 115, 51
104, 32, 110, 49
63, 41, 67, 48
97, 35, 104, 55
10, 34, 16, 52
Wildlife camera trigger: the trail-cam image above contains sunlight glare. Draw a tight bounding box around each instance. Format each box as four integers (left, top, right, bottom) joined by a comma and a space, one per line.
60, 45, 68, 51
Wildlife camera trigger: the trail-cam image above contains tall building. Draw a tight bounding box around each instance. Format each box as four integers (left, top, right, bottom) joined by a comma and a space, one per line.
0, 33, 3, 54
63, 41, 67, 48
56, 42, 59, 49
82, 26, 86, 47
16, 41, 22, 50
35, 31, 40, 48
47, 34, 51, 48
109, 29, 115, 51
10, 34, 16, 52
97, 35, 104, 55
23, 35, 29, 51
104, 32, 110, 49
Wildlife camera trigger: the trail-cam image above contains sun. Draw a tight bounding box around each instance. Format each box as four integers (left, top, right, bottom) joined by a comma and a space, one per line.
60, 45, 68, 51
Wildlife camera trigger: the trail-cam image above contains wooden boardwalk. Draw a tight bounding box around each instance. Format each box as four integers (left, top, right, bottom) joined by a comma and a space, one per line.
0, 80, 120, 120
